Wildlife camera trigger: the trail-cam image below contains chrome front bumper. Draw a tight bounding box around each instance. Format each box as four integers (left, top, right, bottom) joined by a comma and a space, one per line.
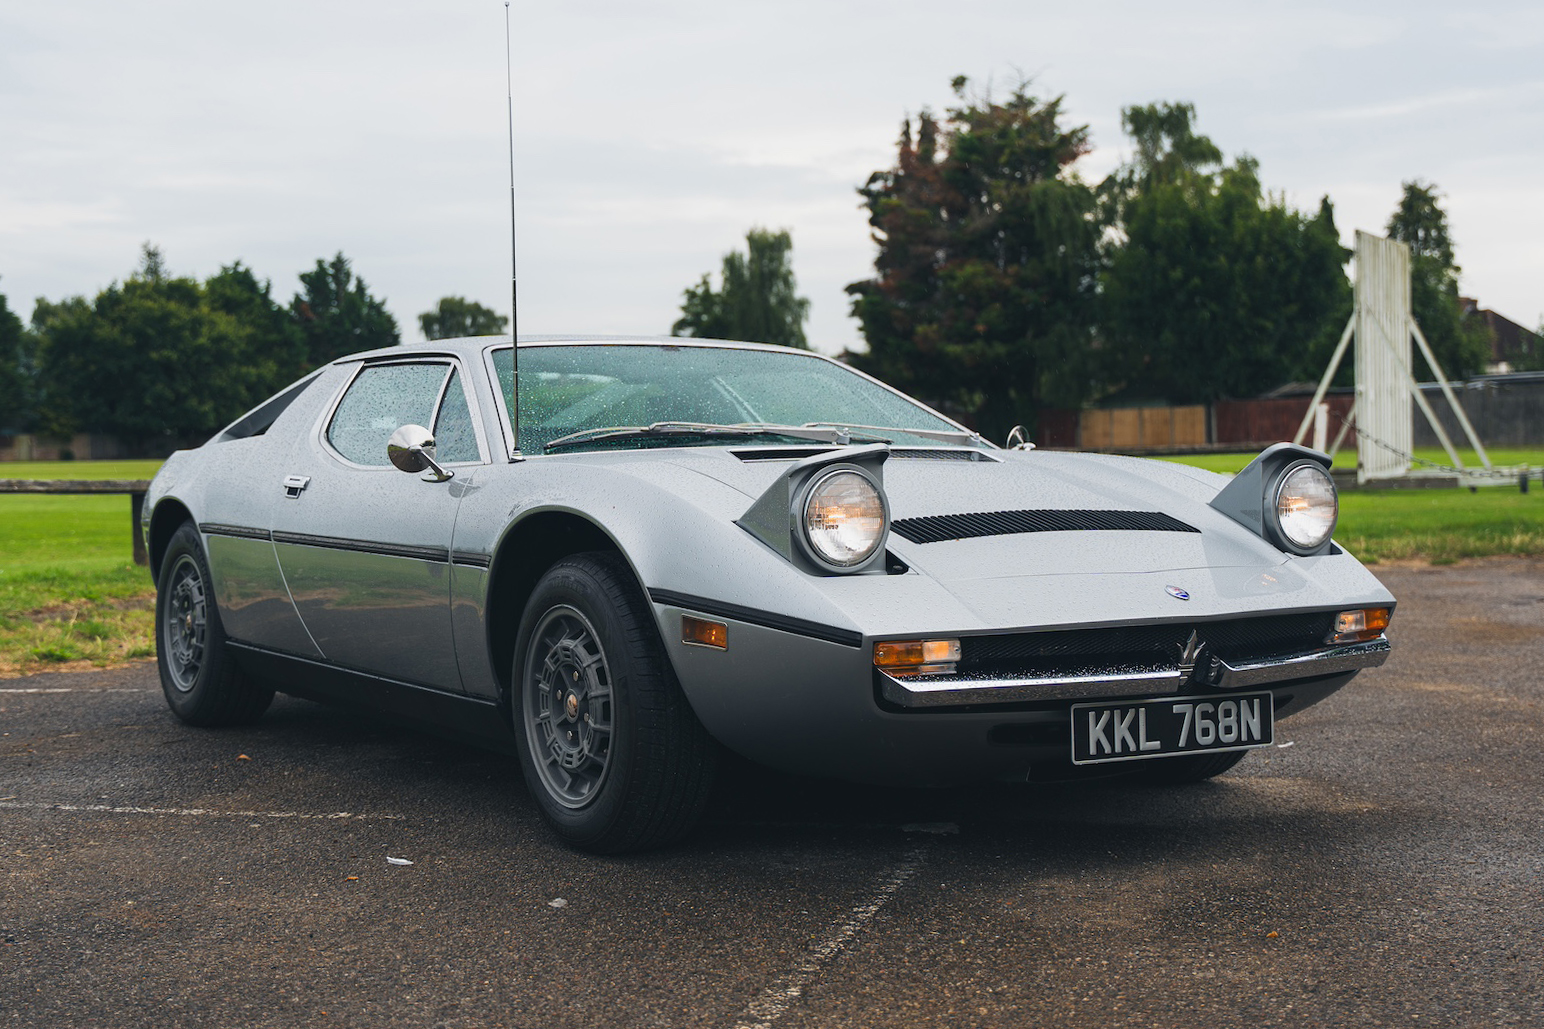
878, 637, 1392, 709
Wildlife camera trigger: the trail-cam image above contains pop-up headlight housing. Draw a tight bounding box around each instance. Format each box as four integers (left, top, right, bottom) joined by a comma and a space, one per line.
738, 443, 891, 574
1210, 442, 1339, 556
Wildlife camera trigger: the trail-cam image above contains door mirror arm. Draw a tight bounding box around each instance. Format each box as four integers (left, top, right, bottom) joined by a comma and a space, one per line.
387, 424, 455, 483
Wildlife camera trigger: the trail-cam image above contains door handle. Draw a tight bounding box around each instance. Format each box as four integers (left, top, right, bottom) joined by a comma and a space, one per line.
283, 475, 311, 499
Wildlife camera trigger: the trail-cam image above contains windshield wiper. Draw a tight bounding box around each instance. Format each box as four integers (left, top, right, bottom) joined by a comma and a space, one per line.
803, 422, 985, 447
544, 422, 890, 454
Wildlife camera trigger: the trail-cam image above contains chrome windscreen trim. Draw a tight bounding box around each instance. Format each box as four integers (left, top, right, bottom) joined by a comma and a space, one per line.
1212, 637, 1390, 689
879, 668, 1184, 708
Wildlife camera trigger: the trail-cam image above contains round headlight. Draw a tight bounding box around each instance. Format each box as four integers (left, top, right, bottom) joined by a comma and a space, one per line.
802, 469, 886, 568
1273, 463, 1337, 551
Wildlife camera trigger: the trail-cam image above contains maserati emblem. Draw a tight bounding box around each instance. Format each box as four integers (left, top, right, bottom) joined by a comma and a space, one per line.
1176, 630, 1207, 681
1165, 585, 1190, 600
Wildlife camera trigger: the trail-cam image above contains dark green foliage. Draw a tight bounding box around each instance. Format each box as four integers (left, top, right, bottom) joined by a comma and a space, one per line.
292, 253, 399, 367
419, 296, 509, 341
1099, 103, 1352, 403
1525, 322, 1544, 373
673, 228, 810, 348
1119, 102, 1223, 189
206, 261, 308, 395
0, 282, 34, 431
1386, 181, 1492, 380
846, 79, 1101, 440
30, 246, 309, 440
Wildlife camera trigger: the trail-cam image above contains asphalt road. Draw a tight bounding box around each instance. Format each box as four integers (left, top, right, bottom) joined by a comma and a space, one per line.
3, 559, 1541, 1028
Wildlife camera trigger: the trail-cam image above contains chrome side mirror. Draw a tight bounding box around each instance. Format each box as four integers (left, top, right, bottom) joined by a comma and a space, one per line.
1005, 425, 1035, 451
387, 424, 454, 482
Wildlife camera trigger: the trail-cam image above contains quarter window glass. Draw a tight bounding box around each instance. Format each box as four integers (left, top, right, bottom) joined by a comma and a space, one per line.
327, 363, 449, 466
433, 368, 480, 464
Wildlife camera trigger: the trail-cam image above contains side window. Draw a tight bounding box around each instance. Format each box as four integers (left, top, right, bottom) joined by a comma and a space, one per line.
327, 363, 449, 466
432, 368, 481, 464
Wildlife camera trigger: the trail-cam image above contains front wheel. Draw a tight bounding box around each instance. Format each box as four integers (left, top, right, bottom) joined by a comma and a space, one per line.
155, 521, 273, 726
513, 553, 717, 853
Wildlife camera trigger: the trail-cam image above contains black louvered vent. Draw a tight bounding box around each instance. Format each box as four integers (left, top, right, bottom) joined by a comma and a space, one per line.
732, 447, 836, 461
889, 448, 998, 462
890, 509, 1200, 545
733, 447, 1000, 462
963, 612, 1336, 668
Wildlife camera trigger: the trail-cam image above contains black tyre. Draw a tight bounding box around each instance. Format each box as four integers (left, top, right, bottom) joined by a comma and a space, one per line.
155, 521, 274, 726
1130, 748, 1250, 785
513, 552, 717, 853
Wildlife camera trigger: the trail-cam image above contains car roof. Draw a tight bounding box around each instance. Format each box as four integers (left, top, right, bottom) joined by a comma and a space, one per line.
333, 335, 821, 365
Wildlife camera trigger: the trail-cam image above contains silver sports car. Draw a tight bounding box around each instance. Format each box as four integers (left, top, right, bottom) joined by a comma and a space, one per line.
144, 336, 1394, 852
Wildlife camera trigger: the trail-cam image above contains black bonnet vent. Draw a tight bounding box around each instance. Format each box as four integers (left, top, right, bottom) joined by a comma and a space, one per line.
889, 448, 1000, 462
733, 446, 1000, 462
732, 447, 839, 461
891, 509, 1201, 545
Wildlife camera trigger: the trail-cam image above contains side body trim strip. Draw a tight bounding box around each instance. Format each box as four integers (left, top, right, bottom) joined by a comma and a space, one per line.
270, 530, 449, 563
450, 549, 492, 569
200, 522, 270, 541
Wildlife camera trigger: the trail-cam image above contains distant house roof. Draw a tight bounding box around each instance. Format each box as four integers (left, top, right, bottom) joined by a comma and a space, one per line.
1460, 297, 1542, 367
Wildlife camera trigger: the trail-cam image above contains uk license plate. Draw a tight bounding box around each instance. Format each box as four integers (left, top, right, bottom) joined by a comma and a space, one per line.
1070, 692, 1274, 765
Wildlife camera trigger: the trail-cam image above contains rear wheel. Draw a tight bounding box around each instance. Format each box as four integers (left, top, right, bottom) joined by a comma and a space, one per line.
513, 552, 717, 853
155, 521, 273, 726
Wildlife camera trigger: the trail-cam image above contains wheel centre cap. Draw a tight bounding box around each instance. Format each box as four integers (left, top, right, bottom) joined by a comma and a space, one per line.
564, 692, 580, 720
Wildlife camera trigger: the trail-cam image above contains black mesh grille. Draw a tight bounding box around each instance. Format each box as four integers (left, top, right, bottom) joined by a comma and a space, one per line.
732, 447, 835, 461
891, 509, 1201, 545
889, 448, 998, 462
962, 612, 1335, 670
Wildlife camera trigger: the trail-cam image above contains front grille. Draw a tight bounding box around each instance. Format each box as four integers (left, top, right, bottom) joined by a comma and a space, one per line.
891, 509, 1201, 545
962, 612, 1336, 671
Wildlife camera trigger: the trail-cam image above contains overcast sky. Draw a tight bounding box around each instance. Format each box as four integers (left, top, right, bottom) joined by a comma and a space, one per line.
2, 1, 1540, 357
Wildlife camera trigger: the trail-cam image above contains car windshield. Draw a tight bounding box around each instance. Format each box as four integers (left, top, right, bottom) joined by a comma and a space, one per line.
490, 343, 975, 454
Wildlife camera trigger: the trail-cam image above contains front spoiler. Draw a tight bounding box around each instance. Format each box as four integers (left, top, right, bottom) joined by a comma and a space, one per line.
878, 637, 1392, 709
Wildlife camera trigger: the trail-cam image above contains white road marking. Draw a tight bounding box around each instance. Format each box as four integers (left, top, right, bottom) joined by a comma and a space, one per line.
0, 688, 154, 694
0, 800, 403, 821
731, 844, 928, 1029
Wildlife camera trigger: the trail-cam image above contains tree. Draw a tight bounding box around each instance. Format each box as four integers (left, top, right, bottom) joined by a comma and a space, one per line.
1119, 102, 1223, 189
419, 296, 509, 340
292, 253, 398, 367
1099, 105, 1351, 403
672, 228, 810, 348
207, 261, 309, 392
31, 246, 307, 441
1386, 181, 1491, 380
0, 281, 33, 431
845, 78, 1102, 440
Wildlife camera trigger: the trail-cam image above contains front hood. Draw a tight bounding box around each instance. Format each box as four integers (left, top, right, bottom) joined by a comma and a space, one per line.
566, 445, 1392, 636
658, 445, 1269, 582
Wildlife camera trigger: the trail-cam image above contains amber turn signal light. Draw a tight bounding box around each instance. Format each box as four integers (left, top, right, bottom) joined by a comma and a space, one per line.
873, 638, 961, 677
1330, 607, 1391, 643
682, 615, 728, 650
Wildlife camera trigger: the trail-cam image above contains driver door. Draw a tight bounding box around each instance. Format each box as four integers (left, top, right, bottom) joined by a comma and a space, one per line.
271, 357, 488, 691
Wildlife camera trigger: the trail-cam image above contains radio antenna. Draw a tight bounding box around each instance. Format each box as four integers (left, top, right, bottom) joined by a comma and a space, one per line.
504, 0, 523, 459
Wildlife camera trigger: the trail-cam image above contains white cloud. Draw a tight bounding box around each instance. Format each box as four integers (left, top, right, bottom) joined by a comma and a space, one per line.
1, 0, 1539, 354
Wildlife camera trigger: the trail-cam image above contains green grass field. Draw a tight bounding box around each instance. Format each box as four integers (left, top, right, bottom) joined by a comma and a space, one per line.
1156, 446, 1544, 476
1, 460, 164, 675
1154, 448, 1544, 563
1, 452, 1541, 675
